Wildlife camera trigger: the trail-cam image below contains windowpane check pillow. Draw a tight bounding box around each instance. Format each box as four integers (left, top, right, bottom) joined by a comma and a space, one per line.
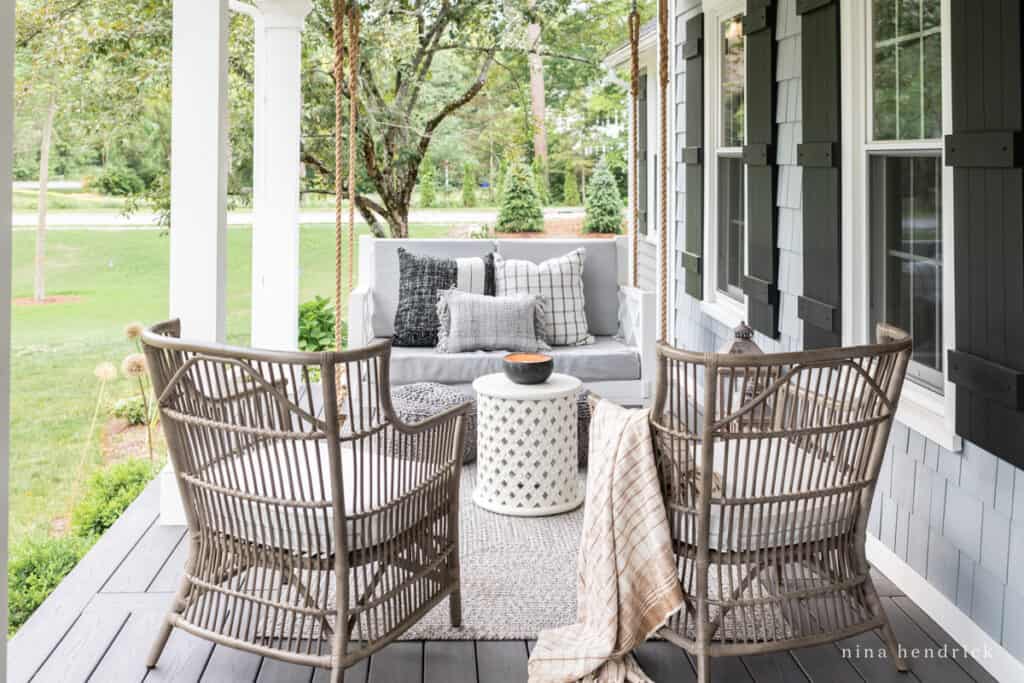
436, 290, 549, 354
493, 248, 594, 346
392, 248, 495, 347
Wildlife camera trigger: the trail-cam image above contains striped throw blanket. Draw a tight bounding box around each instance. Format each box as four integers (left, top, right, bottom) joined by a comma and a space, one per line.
528, 400, 684, 683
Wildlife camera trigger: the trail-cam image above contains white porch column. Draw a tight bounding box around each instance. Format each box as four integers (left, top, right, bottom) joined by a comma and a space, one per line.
1, 0, 15, 662
250, 0, 311, 350
169, 0, 230, 342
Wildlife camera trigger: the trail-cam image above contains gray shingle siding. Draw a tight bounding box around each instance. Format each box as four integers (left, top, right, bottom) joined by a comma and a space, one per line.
643, 0, 1024, 660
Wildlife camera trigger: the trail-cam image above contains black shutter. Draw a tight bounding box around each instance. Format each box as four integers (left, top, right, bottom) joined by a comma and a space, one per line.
682, 14, 704, 299
742, 0, 779, 337
946, 0, 1024, 466
796, 0, 841, 349
638, 73, 648, 236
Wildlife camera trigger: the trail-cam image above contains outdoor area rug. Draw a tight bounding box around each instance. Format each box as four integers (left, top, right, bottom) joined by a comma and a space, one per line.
401, 464, 582, 640
260, 465, 793, 641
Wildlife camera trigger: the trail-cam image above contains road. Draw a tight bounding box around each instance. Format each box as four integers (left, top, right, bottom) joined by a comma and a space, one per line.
11, 207, 584, 230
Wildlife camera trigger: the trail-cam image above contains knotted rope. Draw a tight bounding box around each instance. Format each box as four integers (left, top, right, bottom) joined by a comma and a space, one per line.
657, 0, 669, 342
628, 1, 640, 289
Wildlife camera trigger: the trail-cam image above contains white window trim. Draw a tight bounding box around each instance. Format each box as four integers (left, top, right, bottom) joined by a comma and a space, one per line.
840, 0, 961, 452
701, 0, 748, 331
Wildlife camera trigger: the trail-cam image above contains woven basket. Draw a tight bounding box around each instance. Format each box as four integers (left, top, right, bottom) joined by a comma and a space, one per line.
392, 383, 477, 464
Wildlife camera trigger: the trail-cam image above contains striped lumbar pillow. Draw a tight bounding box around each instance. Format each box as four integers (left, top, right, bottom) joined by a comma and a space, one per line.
493, 248, 594, 347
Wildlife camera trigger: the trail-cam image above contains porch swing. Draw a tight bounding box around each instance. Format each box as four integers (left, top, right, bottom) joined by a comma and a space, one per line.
141, 4, 469, 681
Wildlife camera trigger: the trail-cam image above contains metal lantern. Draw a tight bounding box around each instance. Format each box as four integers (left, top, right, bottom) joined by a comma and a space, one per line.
718, 322, 771, 430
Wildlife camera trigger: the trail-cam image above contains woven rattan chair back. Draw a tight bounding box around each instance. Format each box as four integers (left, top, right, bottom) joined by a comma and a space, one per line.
141, 320, 467, 682
650, 324, 913, 683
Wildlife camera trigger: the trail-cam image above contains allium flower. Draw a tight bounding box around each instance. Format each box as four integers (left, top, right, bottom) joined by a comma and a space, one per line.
93, 362, 117, 382
124, 322, 145, 340
121, 353, 147, 378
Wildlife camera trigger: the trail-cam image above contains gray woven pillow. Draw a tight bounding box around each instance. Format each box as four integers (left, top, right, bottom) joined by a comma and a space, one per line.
436, 290, 550, 354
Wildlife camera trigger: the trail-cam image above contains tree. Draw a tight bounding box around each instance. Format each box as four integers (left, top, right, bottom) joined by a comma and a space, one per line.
496, 158, 543, 233
461, 163, 477, 208
301, 0, 527, 237
563, 168, 580, 206
531, 154, 550, 206
15, 0, 172, 300
419, 160, 437, 208
583, 157, 623, 234
526, 0, 548, 168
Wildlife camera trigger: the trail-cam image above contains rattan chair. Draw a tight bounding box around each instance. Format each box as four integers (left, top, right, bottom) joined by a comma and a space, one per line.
650, 324, 913, 683
141, 320, 468, 683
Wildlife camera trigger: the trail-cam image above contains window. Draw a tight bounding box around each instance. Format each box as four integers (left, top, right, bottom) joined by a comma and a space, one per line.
869, 155, 943, 391
843, 0, 958, 448
871, 0, 942, 140
868, 0, 944, 394
707, 10, 746, 309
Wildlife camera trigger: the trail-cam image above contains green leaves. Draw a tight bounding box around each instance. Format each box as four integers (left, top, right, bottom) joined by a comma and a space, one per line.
298, 296, 339, 352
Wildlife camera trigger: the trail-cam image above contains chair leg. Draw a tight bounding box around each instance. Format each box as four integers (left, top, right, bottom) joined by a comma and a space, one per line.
145, 616, 174, 669
879, 621, 909, 672
146, 572, 192, 669
449, 584, 462, 628
330, 665, 346, 683
696, 654, 710, 683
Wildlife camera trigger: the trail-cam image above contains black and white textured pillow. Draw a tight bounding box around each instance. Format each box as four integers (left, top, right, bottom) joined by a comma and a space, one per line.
436, 290, 549, 353
493, 248, 594, 346
392, 249, 495, 347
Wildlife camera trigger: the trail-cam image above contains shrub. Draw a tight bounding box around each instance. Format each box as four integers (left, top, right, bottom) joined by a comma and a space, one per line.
583, 158, 624, 234
419, 161, 437, 208
563, 169, 581, 206
298, 296, 339, 352
496, 159, 544, 233
111, 396, 148, 425
461, 163, 477, 208
91, 165, 145, 197
9, 536, 93, 633
71, 460, 157, 539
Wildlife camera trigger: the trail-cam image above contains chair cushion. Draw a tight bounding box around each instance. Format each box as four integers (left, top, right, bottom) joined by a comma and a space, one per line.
496, 239, 620, 336
205, 444, 402, 553
386, 336, 641, 385
372, 239, 497, 338
680, 439, 859, 552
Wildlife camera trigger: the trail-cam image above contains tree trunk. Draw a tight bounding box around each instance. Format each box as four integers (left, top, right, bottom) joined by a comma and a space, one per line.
527, 0, 548, 166
34, 97, 56, 303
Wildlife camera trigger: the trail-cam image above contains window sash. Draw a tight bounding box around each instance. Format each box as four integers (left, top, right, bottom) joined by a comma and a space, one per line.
868, 151, 944, 393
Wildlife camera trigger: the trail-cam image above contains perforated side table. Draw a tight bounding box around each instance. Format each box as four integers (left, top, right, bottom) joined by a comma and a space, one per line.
471, 373, 583, 517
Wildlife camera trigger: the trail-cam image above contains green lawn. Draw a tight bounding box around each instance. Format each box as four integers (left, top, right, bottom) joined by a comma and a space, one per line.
12, 188, 131, 212
9, 223, 452, 544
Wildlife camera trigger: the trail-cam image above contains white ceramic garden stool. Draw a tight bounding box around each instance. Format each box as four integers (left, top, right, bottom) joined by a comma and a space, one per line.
471, 372, 583, 517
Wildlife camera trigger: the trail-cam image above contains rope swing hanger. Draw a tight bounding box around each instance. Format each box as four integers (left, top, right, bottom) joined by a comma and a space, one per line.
332, 0, 360, 353
628, 0, 640, 290
657, 0, 669, 343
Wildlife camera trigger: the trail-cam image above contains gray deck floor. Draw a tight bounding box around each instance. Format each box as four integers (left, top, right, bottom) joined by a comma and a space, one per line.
9, 481, 1000, 683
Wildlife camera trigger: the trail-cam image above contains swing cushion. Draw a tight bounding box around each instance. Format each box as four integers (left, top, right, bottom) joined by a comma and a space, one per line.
391, 248, 495, 347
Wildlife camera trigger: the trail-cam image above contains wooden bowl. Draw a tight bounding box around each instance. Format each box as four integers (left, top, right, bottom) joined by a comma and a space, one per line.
503, 352, 554, 385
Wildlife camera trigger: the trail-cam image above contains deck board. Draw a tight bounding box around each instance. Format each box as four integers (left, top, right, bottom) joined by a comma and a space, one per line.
10, 483, 1004, 683
103, 524, 186, 593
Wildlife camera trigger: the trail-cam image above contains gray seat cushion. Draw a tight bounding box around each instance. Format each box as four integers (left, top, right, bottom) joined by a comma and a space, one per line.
496, 239, 620, 336
386, 336, 641, 385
